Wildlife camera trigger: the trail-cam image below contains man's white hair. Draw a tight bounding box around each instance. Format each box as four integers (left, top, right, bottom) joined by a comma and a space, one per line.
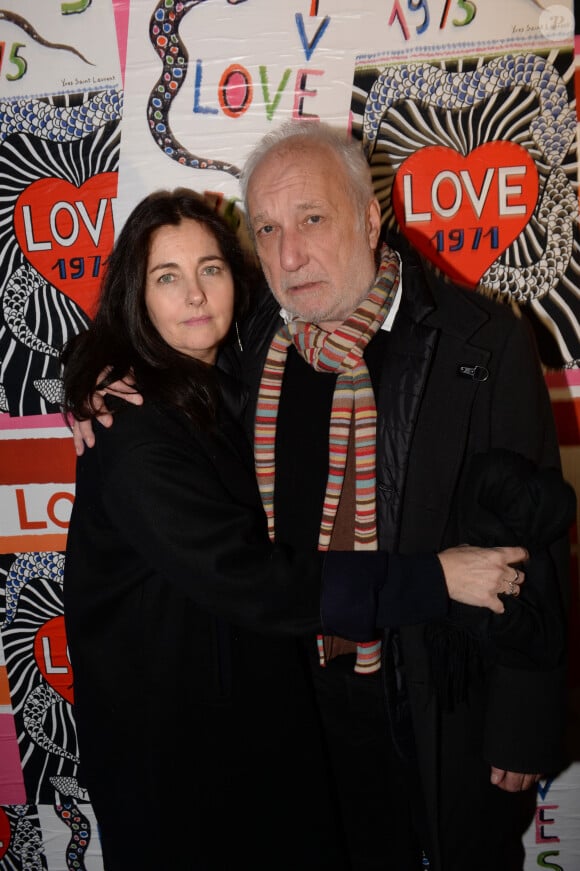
240, 121, 375, 218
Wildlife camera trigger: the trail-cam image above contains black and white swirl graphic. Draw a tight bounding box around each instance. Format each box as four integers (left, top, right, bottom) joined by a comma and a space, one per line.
352, 50, 579, 368
0, 93, 121, 416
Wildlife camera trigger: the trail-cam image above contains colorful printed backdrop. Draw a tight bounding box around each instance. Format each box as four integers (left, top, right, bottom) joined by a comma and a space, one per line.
0, 2, 578, 868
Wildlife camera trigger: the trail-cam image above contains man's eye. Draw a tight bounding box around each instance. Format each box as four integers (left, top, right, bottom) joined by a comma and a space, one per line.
257, 224, 274, 237
306, 215, 321, 225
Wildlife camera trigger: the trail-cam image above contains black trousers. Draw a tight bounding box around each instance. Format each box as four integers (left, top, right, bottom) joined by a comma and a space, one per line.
435, 696, 536, 871
306, 643, 535, 871
305, 646, 429, 871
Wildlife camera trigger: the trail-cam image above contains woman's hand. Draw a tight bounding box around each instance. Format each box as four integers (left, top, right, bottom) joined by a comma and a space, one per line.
69, 370, 143, 456
437, 545, 527, 614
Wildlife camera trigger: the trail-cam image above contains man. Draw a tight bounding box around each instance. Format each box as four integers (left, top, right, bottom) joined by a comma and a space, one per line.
73, 122, 570, 870
234, 121, 569, 871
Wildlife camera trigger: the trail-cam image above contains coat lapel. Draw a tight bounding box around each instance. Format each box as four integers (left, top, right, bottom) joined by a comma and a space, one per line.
377, 258, 493, 554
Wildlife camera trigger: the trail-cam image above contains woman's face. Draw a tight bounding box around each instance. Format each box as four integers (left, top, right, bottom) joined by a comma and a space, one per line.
145, 218, 235, 364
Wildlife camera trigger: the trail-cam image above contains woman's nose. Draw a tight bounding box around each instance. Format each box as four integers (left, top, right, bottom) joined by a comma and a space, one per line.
186, 280, 206, 305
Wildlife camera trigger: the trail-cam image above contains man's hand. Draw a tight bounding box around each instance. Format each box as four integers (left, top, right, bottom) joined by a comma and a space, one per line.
490, 767, 542, 792
70, 373, 143, 456
437, 545, 527, 614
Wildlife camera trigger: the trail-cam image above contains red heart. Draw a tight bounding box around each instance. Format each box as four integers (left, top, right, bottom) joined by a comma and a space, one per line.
0, 808, 9, 860
392, 143, 539, 288
14, 174, 117, 318
34, 615, 74, 705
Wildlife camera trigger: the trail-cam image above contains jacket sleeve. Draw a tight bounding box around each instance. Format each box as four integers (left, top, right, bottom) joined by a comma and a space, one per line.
95, 406, 446, 640
448, 550, 566, 669
96, 406, 454, 640
321, 551, 449, 638
450, 449, 574, 670
96, 412, 324, 637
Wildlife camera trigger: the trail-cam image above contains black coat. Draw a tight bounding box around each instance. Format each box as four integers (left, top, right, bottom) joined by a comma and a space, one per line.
378, 258, 570, 870
239, 253, 571, 871
64, 370, 453, 869
64, 385, 339, 869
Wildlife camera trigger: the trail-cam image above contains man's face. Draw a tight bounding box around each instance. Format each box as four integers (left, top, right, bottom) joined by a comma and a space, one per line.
246, 140, 381, 331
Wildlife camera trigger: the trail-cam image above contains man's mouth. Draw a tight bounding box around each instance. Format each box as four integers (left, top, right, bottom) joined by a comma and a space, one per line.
285, 279, 324, 294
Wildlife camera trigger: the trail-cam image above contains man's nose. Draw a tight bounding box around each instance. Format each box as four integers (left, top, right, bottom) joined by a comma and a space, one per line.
279, 228, 308, 272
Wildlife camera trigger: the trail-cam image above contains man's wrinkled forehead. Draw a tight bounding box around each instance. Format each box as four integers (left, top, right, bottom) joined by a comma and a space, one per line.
247, 139, 347, 216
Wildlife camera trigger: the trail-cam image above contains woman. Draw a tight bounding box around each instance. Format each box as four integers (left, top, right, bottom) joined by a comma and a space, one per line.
62, 189, 526, 870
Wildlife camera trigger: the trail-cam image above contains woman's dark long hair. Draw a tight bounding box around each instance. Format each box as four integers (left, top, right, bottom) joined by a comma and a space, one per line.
62, 188, 253, 428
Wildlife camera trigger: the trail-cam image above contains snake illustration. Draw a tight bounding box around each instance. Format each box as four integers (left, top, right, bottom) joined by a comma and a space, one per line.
2, 261, 87, 405
51, 776, 95, 871
11, 806, 45, 871
23, 683, 79, 763
54, 796, 92, 871
481, 167, 576, 301
363, 54, 576, 168
2, 259, 89, 407
2, 551, 65, 629
0, 9, 94, 66
3, 264, 61, 359
147, 0, 242, 176
34, 378, 66, 404
0, 89, 122, 144
50, 775, 90, 802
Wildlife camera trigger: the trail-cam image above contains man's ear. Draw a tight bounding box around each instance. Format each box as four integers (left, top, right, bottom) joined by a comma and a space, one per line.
366, 198, 381, 250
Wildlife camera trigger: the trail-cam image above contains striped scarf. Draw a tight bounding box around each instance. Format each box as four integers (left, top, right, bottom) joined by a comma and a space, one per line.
255, 244, 400, 674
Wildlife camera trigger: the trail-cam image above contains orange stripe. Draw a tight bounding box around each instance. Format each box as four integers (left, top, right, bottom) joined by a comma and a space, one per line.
551, 400, 580, 446
0, 439, 76, 484
0, 667, 10, 705
0, 534, 67, 554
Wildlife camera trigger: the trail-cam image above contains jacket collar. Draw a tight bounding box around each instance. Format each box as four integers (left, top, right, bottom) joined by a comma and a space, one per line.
397, 241, 491, 340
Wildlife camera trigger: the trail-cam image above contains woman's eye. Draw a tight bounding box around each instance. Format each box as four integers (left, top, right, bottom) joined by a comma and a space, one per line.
202, 265, 221, 276
158, 273, 175, 284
